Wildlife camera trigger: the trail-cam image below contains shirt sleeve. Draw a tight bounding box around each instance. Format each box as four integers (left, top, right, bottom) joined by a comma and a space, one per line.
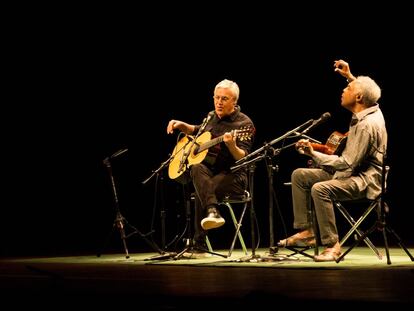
311, 123, 373, 175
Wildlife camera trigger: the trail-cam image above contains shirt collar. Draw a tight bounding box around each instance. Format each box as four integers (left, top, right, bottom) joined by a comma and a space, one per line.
351, 104, 379, 126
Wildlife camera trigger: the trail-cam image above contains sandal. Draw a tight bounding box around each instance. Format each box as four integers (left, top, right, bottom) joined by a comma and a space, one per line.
314, 245, 342, 262
277, 231, 316, 248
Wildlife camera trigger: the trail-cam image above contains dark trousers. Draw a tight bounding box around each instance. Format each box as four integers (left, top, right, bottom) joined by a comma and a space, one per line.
190, 163, 247, 243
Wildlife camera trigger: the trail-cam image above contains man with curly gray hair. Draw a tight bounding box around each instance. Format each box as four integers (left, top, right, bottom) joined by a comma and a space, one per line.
278, 60, 387, 262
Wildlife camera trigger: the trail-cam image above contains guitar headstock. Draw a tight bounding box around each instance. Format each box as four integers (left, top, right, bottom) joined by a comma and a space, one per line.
234, 125, 255, 141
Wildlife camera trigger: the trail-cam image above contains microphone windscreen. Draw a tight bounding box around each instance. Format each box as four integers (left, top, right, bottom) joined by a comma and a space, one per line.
321, 112, 331, 121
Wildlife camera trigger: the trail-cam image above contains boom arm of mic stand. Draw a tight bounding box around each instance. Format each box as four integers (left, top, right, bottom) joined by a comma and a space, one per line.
231, 153, 266, 172
231, 141, 299, 172
142, 155, 174, 185
142, 131, 197, 185
291, 132, 321, 144
234, 118, 314, 166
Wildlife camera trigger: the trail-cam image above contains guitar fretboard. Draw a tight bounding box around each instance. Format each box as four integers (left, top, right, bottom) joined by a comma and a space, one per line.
198, 136, 224, 153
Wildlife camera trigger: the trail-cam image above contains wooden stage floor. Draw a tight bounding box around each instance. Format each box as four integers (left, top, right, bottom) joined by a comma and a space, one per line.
1, 247, 413, 309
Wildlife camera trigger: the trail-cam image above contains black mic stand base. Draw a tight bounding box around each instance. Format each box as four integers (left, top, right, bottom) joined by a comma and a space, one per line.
234, 250, 301, 263
235, 252, 299, 263
173, 239, 227, 260
97, 211, 135, 259
144, 251, 178, 261
97, 211, 166, 260
263, 246, 303, 262
259, 254, 301, 262
97, 226, 130, 259
235, 253, 262, 263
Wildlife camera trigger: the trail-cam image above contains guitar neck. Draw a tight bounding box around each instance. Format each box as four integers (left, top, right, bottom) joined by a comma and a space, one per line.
196, 127, 252, 154
198, 136, 224, 153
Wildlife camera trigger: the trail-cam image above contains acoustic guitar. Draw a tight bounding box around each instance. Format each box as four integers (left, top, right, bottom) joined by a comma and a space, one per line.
168, 125, 254, 182
298, 131, 348, 155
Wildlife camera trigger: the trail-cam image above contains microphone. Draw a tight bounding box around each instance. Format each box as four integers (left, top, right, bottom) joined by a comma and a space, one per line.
302, 112, 331, 135
110, 148, 128, 159
178, 150, 188, 173
178, 136, 198, 173
199, 111, 214, 133
103, 148, 128, 166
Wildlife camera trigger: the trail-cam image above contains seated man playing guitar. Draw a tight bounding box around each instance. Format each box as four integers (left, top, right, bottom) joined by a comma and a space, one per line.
166, 79, 255, 250
277, 60, 387, 262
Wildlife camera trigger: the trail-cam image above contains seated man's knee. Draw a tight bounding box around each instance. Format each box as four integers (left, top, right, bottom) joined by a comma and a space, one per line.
190, 163, 203, 177
311, 182, 329, 198
291, 168, 309, 182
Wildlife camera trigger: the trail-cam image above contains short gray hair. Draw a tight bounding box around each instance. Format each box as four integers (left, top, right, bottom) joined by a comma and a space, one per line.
214, 79, 240, 102
354, 76, 381, 106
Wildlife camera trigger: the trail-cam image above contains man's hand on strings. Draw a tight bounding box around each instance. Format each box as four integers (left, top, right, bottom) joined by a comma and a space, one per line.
296, 139, 314, 155
223, 131, 237, 147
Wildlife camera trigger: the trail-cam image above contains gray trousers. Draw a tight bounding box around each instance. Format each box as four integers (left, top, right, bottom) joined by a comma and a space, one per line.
291, 168, 365, 246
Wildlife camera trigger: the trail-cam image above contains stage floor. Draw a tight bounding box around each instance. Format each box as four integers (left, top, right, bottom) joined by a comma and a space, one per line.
1, 247, 413, 308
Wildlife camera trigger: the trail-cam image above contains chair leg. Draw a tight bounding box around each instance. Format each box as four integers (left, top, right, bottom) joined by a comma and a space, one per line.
224, 202, 248, 257
335, 201, 382, 260
335, 218, 379, 263
309, 204, 319, 256
282, 205, 319, 260
285, 246, 315, 259
205, 236, 213, 252
385, 225, 414, 263
335, 199, 414, 264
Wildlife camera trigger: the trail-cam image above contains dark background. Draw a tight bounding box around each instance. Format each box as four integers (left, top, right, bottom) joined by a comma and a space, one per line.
3, 8, 413, 256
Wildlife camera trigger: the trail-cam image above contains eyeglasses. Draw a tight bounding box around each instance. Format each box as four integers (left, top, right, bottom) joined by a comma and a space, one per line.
213, 95, 233, 102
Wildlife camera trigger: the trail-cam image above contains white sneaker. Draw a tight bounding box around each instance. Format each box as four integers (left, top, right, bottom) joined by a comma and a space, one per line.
201, 208, 225, 230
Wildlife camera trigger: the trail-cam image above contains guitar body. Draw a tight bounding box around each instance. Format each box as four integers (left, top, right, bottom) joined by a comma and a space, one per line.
168, 125, 254, 183
306, 131, 348, 169
187, 131, 211, 166
311, 131, 348, 155
325, 131, 348, 155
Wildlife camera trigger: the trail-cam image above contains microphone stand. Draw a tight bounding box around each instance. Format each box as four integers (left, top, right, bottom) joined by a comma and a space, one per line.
231, 118, 317, 262
97, 149, 164, 259
142, 153, 190, 260
265, 152, 278, 250
231, 153, 265, 262
143, 116, 211, 260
